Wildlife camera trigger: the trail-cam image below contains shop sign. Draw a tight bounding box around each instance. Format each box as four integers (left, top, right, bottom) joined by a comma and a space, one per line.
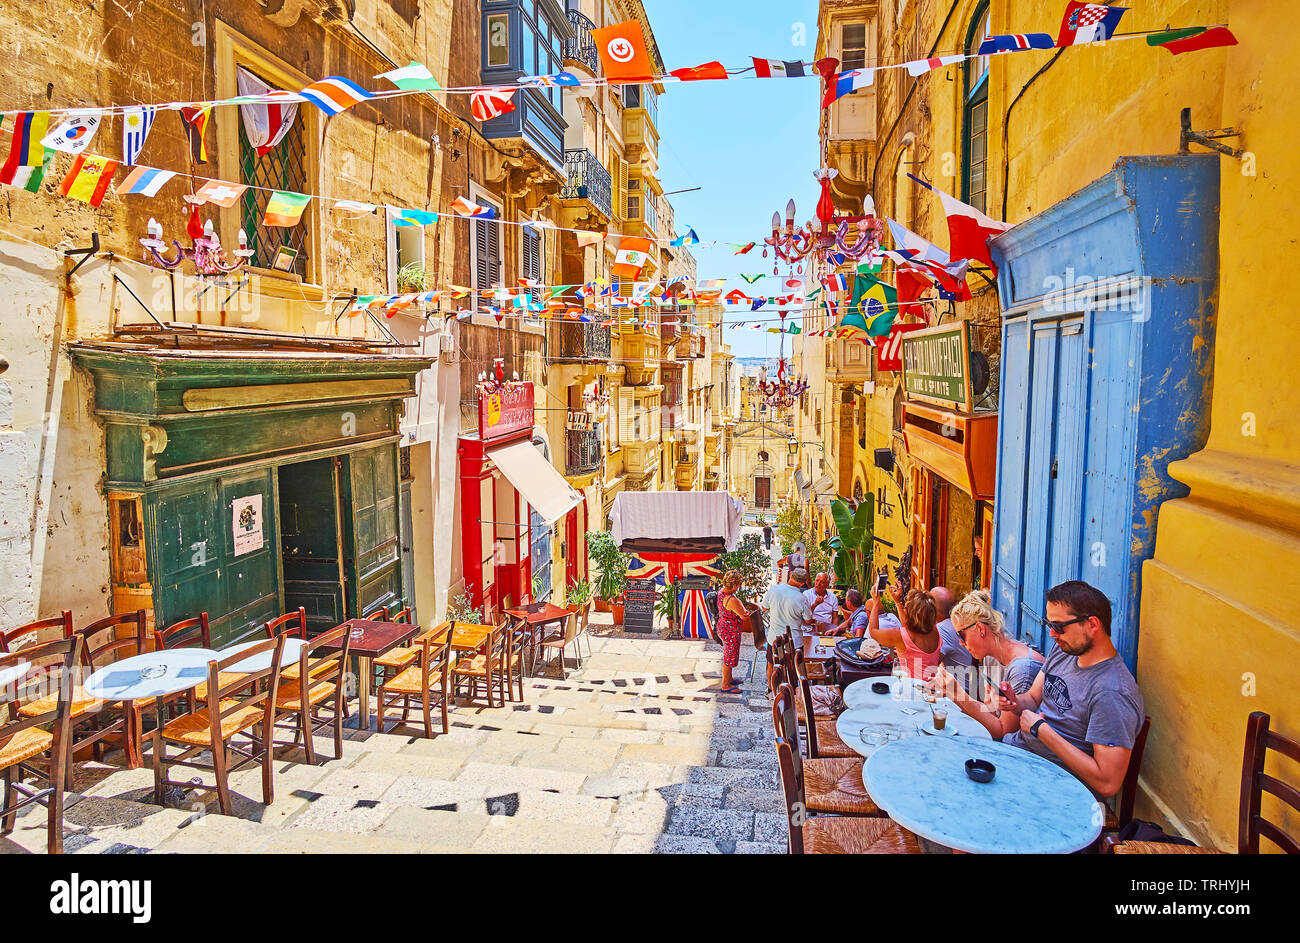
876, 322, 928, 372
566, 409, 593, 431
901, 322, 972, 411
479, 382, 535, 443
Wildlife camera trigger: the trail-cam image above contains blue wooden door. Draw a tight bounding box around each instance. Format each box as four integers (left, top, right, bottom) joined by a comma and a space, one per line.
1019, 322, 1059, 646
992, 316, 1031, 634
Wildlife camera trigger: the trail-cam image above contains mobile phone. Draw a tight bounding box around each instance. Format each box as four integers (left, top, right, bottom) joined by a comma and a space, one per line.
874, 572, 888, 594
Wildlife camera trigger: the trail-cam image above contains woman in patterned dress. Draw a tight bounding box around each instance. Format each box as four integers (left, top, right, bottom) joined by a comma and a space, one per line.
716, 569, 752, 693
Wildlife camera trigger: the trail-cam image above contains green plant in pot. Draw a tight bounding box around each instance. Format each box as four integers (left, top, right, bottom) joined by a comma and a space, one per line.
565, 579, 593, 611
714, 533, 772, 607
830, 495, 874, 598
396, 260, 427, 292
586, 530, 629, 612
654, 581, 681, 628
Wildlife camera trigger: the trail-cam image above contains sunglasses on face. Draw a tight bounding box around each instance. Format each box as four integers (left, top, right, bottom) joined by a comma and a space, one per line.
955, 621, 983, 643
1042, 615, 1089, 635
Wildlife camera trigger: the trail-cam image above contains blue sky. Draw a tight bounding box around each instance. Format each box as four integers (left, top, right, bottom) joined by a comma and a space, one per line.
648, 0, 822, 358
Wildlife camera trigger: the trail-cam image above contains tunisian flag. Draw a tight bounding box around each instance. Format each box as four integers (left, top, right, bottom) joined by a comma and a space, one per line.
590, 20, 655, 83
907, 173, 1012, 275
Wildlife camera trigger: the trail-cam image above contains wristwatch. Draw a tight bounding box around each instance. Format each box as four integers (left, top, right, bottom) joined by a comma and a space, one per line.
1030, 718, 1047, 739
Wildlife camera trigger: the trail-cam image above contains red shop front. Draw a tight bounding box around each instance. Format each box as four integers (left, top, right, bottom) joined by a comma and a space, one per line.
458, 382, 583, 614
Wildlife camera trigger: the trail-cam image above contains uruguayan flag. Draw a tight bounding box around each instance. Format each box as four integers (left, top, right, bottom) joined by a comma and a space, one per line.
122, 106, 156, 166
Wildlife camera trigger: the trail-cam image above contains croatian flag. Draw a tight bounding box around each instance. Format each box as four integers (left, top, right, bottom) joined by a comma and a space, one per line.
978, 33, 1056, 55
1056, 3, 1127, 46
907, 174, 1011, 275
298, 76, 374, 115
824, 69, 874, 107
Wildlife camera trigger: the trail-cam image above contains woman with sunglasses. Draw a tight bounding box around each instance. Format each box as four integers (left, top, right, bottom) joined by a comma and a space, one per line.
928, 590, 1044, 739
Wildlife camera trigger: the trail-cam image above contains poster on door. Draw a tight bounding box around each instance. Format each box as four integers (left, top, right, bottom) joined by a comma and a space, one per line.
232, 494, 264, 556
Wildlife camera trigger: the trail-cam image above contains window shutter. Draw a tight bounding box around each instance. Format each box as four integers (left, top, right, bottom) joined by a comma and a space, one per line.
487, 215, 501, 286
619, 388, 634, 443
474, 218, 491, 290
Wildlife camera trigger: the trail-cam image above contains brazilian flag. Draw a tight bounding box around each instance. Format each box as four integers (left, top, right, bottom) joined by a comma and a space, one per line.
849, 273, 899, 337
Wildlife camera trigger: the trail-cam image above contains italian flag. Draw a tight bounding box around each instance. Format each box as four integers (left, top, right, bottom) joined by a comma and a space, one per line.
1146, 26, 1237, 55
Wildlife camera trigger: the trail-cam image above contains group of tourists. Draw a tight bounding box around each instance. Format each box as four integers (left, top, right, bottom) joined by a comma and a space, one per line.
712, 554, 1145, 800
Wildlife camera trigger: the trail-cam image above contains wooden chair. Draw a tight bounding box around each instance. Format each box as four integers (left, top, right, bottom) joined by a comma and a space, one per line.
1, 611, 73, 656
573, 601, 593, 662
272, 627, 351, 764
372, 606, 420, 681
537, 608, 581, 680
1100, 716, 1151, 835
1107, 711, 1297, 854
503, 619, 531, 701
777, 656, 856, 759
153, 635, 286, 816
1, 637, 81, 853
20, 611, 146, 775
775, 737, 920, 854
771, 678, 881, 816
451, 620, 508, 708
264, 608, 307, 640
376, 626, 453, 737
153, 612, 212, 651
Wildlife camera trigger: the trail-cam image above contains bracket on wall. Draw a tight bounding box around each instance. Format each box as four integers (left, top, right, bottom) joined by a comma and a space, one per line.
64, 233, 100, 278
333, 288, 359, 324
1179, 106, 1244, 159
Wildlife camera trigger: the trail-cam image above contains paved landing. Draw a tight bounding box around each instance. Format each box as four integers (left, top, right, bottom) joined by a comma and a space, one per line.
2, 619, 784, 854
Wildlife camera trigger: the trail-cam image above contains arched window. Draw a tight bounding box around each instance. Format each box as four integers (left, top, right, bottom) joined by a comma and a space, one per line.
758, 450, 769, 463
962, 4, 992, 213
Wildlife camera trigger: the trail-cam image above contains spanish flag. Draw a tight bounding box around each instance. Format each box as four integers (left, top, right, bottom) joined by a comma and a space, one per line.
58, 153, 118, 207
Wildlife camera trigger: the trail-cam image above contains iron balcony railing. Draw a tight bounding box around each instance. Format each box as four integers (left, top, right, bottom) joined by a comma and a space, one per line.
566, 428, 602, 476
560, 148, 613, 220
563, 10, 599, 75
553, 321, 612, 360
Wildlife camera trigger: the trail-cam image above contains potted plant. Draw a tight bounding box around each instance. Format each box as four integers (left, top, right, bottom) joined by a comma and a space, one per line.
654, 580, 681, 631
587, 530, 629, 613
527, 573, 549, 613
716, 533, 774, 639
396, 260, 427, 292
830, 496, 874, 598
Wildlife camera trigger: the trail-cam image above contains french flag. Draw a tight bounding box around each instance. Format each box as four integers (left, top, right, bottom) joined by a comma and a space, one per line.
298, 76, 374, 115
907, 174, 1012, 275
978, 33, 1056, 55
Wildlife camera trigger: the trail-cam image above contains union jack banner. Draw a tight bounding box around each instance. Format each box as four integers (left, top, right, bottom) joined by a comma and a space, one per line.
679, 588, 715, 640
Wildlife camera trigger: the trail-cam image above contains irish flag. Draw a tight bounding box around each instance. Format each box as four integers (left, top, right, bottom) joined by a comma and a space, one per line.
907, 174, 1012, 275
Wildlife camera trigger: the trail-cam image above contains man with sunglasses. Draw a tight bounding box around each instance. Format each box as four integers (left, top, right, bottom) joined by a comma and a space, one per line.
997, 580, 1144, 799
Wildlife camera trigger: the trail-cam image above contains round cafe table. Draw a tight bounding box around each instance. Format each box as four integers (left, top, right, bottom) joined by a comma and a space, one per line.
863, 736, 1103, 854
836, 676, 991, 756
83, 649, 221, 702
0, 660, 33, 691
220, 637, 308, 673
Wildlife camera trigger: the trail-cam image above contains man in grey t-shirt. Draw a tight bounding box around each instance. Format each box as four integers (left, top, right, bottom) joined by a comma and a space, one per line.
999, 580, 1144, 799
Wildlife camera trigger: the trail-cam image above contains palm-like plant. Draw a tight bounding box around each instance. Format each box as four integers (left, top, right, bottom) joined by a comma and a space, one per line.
831, 496, 875, 597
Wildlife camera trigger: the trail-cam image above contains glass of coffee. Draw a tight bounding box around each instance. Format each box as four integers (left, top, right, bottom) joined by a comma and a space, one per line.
931, 707, 948, 731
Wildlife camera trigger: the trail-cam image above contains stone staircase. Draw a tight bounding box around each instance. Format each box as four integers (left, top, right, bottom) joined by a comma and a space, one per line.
3, 624, 786, 854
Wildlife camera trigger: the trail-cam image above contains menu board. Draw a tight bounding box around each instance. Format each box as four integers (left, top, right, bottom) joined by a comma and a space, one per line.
623, 578, 657, 634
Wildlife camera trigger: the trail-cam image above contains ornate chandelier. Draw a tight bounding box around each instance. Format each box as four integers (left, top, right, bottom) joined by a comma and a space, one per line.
477, 357, 520, 396
763, 168, 884, 274
757, 311, 809, 410
141, 204, 253, 275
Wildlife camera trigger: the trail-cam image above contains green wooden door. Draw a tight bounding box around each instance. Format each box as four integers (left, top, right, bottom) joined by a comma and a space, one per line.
149, 468, 280, 647
341, 443, 404, 618
278, 457, 347, 635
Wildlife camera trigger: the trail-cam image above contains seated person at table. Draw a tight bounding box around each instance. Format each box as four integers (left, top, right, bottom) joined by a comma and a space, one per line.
929, 585, 976, 677
996, 580, 1145, 799
803, 572, 839, 631
837, 588, 869, 637
868, 584, 941, 679
928, 590, 1044, 739
762, 567, 815, 649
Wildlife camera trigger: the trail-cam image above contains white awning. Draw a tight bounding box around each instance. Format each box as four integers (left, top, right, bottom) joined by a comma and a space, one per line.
487, 438, 584, 526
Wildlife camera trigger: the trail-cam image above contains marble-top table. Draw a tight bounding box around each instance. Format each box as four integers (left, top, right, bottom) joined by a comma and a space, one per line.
863, 736, 1103, 854
836, 676, 991, 756
220, 637, 308, 673
0, 660, 33, 691
83, 649, 221, 702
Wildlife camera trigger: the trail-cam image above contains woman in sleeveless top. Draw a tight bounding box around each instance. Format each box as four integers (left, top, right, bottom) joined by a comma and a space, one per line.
868, 584, 942, 679
715, 569, 751, 694
930, 589, 1045, 739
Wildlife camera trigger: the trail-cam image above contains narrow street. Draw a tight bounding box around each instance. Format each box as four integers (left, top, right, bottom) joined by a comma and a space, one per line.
3, 618, 782, 854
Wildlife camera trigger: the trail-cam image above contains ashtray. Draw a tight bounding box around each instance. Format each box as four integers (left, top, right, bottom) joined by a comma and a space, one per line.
965, 759, 995, 783
871, 681, 890, 695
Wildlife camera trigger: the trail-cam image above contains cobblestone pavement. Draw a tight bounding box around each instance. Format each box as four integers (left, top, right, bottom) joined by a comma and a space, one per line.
2, 614, 785, 854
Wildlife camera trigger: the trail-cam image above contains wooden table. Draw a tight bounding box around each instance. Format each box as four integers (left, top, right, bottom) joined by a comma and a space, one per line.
325, 619, 419, 731
504, 604, 573, 674
801, 635, 840, 682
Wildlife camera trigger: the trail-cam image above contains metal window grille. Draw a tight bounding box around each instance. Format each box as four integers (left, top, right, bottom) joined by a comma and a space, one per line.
239, 100, 309, 278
